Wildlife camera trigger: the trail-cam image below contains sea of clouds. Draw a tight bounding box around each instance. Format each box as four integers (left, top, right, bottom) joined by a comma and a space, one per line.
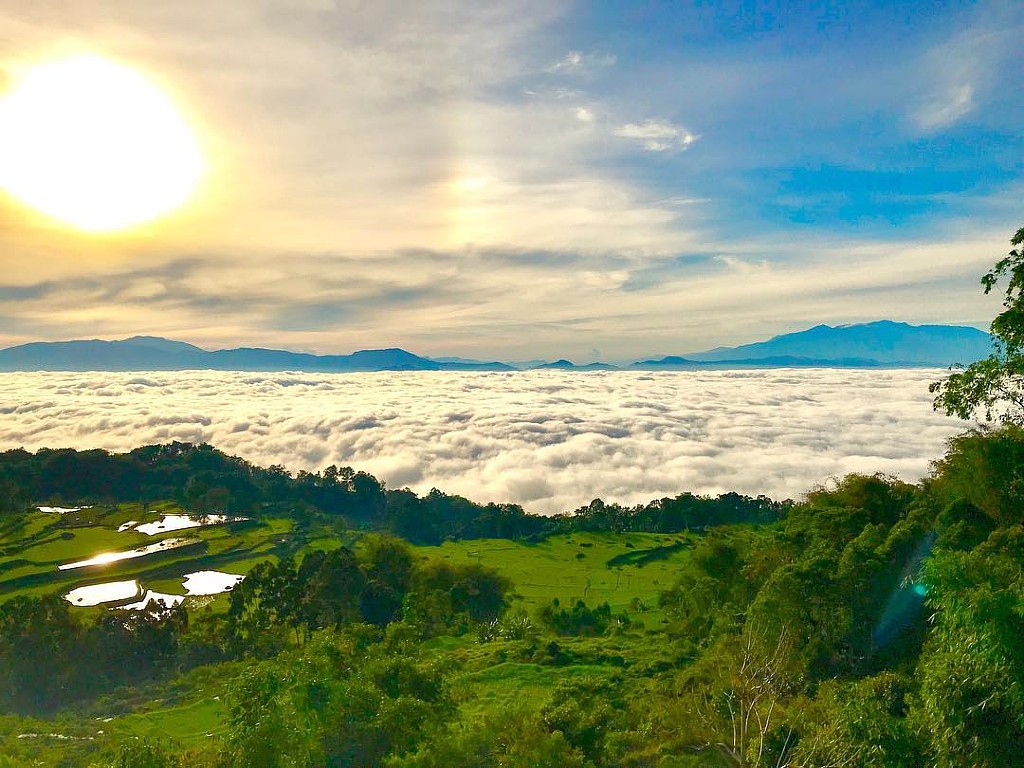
0, 370, 969, 514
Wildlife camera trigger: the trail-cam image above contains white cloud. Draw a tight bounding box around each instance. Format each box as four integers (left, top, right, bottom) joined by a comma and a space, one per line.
0, 227, 1004, 361
0, 369, 966, 514
575, 106, 595, 123
0, 2, 704, 272
906, 14, 1020, 133
546, 50, 617, 74
913, 83, 974, 131
614, 119, 699, 152
549, 50, 583, 72
714, 254, 770, 275
0, 2, 1014, 360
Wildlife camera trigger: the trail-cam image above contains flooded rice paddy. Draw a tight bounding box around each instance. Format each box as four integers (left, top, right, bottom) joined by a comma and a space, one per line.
182, 570, 244, 595
64, 580, 140, 606
63, 570, 243, 608
57, 537, 201, 571
129, 513, 242, 536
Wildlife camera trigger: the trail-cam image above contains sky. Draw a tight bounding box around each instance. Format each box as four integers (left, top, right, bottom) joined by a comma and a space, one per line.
0, 0, 1020, 362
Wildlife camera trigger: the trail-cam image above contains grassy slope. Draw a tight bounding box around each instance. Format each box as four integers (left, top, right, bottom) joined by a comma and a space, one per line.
418, 531, 694, 623
108, 533, 697, 752
0, 512, 703, 763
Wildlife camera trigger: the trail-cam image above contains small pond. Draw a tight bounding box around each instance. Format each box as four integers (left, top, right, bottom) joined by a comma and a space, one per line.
64, 571, 244, 610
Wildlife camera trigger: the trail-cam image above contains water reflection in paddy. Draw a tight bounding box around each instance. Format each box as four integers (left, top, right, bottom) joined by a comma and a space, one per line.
64, 580, 140, 606
57, 537, 200, 570
63, 571, 245, 610
183, 570, 244, 595
131, 513, 242, 536
121, 590, 186, 611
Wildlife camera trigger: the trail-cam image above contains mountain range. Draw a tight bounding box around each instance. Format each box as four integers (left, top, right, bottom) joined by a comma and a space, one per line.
0, 321, 993, 372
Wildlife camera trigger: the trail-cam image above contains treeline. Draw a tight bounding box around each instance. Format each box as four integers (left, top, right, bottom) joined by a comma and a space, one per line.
0, 442, 788, 543
226, 535, 510, 654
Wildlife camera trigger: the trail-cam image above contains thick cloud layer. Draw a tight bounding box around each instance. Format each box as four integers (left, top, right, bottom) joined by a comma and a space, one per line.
0, 370, 966, 514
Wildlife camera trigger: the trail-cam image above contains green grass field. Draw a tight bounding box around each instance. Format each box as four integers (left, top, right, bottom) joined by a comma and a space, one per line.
0, 504, 694, 623
418, 531, 694, 623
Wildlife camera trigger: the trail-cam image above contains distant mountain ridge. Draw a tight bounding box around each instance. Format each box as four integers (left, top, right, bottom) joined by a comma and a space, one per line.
631, 355, 892, 369
0, 337, 512, 373
0, 321, 993, 372
535, 359, 617, 371
678, 320, 991, 367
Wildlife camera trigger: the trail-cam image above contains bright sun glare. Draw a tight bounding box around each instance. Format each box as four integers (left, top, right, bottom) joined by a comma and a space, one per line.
0, 54, 203, 233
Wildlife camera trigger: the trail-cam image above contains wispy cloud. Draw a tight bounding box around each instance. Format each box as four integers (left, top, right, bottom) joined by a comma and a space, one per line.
912, 83, 974, 131
0, 227, 1005, 360
546, 50, 617, 75
906, 12, 1020, 133
614, 119, 699, 152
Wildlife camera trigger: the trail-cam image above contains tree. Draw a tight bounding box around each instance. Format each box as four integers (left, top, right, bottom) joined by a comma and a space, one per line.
931, 225, 1024, 423
224, 662, 321, 768
302, 547, 366, 631
540, 677, 628, 766
357, 534, 414, 626
790, 673, 921, 768
0, 595, 85, 713
391, 705, 586, 768
686, 624, 800, 768
111, 740, 182, 768
913, 536, 1024, 766
930, 426, 1024, 526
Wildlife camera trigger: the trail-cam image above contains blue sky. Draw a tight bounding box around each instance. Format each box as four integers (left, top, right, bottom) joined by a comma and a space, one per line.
0, 0, 1020, 361
551, 1, 1021, 234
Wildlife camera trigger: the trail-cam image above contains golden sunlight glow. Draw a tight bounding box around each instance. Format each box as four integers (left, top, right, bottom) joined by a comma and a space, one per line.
0, 54, 203, 232
453, 176, 494, 193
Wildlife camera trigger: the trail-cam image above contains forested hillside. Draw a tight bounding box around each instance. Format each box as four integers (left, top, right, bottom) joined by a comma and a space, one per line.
0, 426, 1022, 766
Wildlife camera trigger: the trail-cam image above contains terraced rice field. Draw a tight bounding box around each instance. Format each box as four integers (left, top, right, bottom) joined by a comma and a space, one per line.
0, 501, 294, 609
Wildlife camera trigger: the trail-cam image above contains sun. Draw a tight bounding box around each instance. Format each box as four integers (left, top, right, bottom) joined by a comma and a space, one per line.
0, 54, 204, 233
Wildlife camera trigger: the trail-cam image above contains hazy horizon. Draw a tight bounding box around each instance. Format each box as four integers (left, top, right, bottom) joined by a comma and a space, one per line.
0, 317, 994, 366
